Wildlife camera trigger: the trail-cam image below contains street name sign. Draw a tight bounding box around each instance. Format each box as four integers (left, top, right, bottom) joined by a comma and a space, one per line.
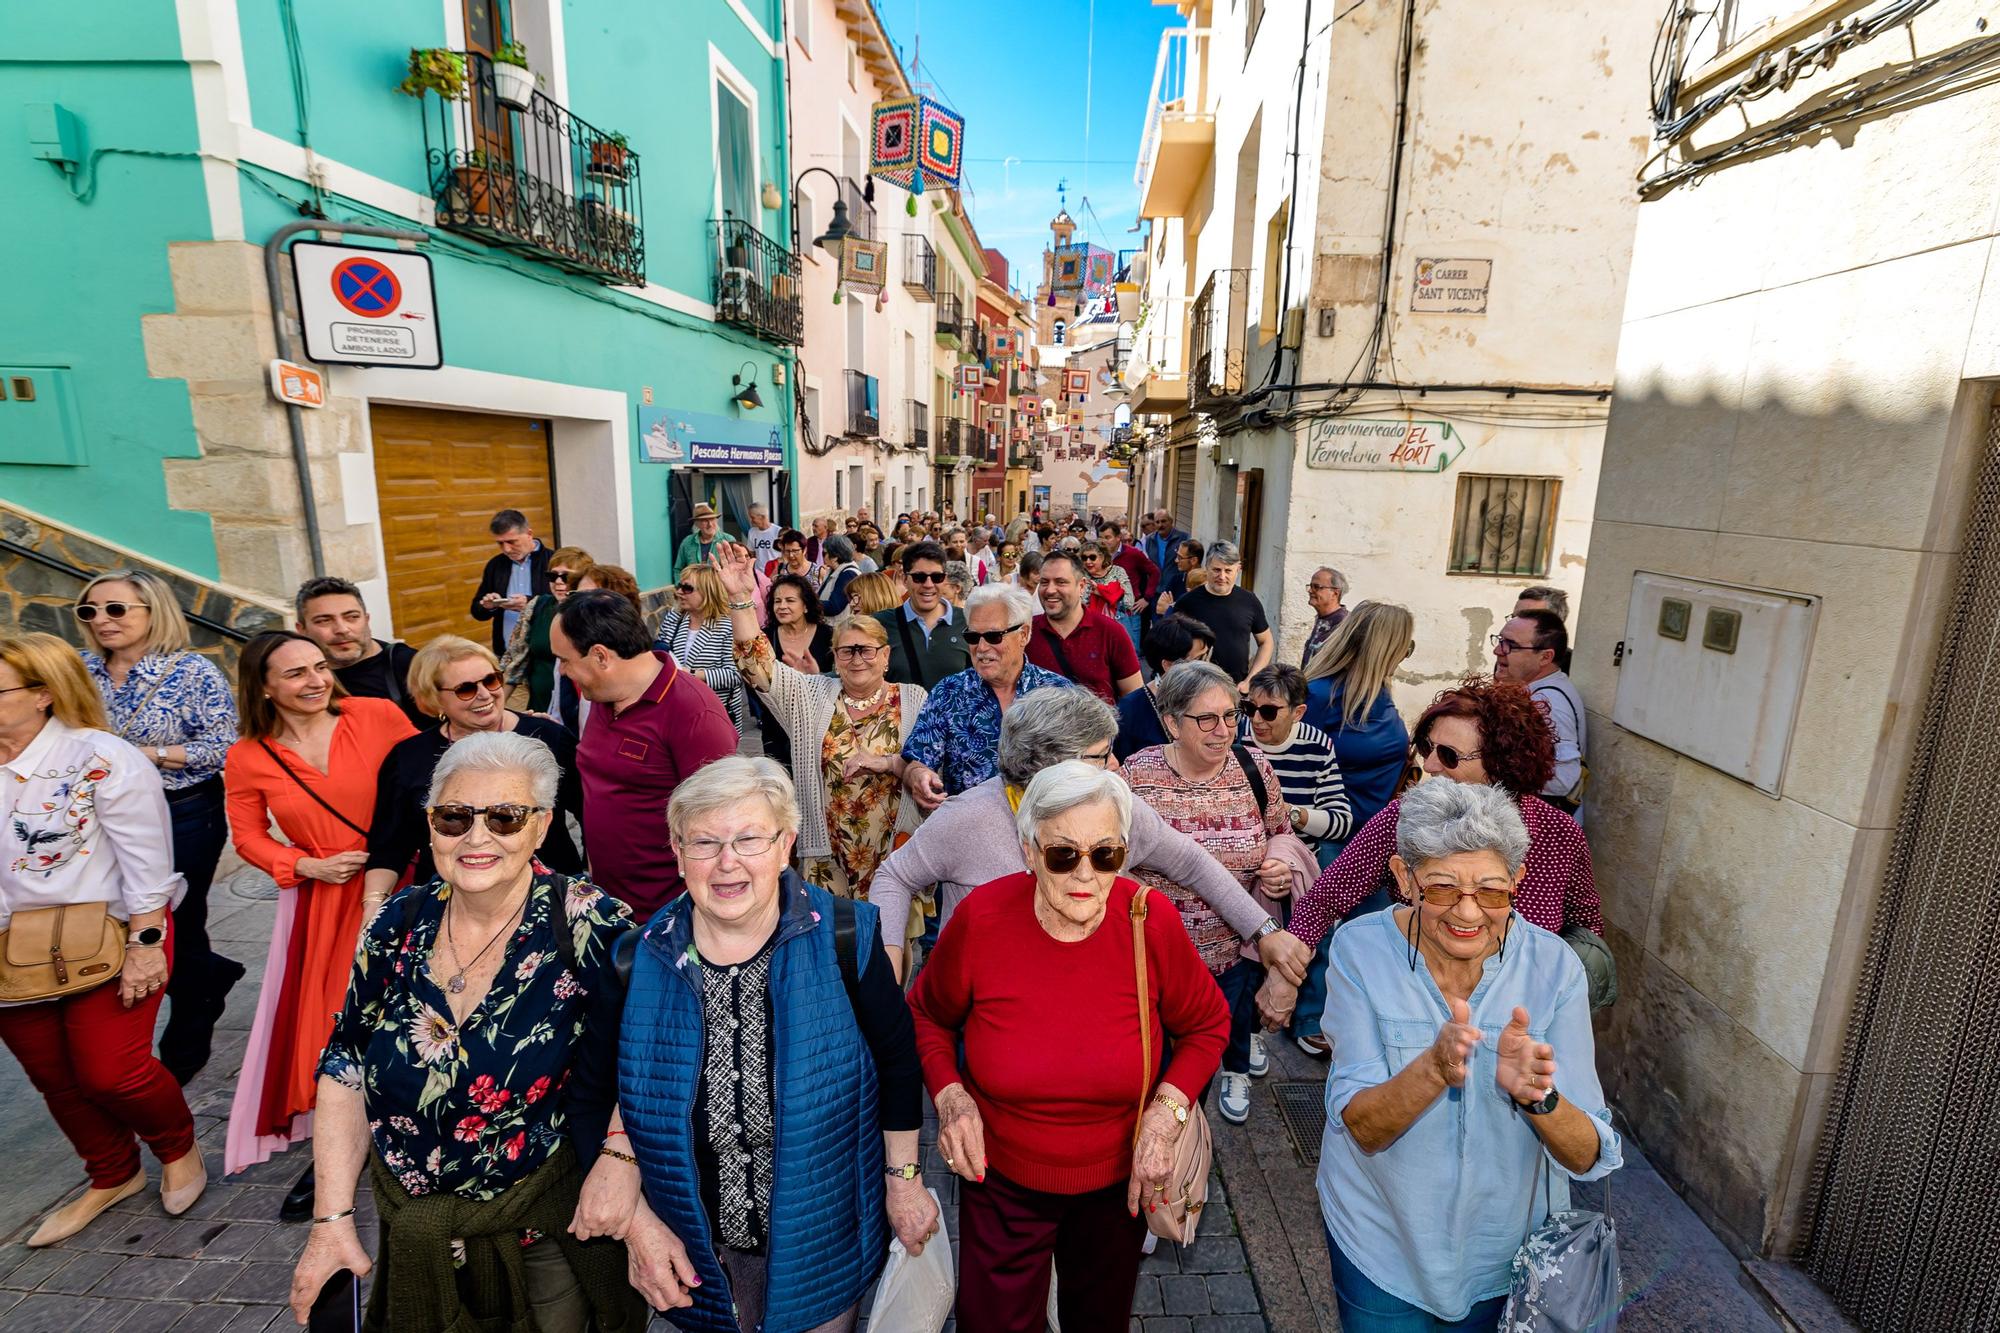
1410, 258, 1492, 314
292, 241, 442, 369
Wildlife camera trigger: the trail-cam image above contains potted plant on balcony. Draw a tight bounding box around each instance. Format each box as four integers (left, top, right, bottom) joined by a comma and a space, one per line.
397, 47, 467, 101
491, 40, 537, 110
587, 131, 630, 182
445, 150, 521, 226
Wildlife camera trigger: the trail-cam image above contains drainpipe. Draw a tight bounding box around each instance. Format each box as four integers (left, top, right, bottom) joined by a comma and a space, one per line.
262, 219, 428, 577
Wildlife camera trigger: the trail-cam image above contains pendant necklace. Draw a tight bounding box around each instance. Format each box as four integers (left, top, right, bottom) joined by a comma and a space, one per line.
439, 891, 525, 995
841, 684, 888, 713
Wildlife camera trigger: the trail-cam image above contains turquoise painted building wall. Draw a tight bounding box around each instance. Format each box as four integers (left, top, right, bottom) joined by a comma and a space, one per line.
0, 0, 795, 592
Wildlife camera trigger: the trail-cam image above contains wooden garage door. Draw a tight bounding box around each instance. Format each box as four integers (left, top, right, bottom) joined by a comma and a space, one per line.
370, 405, 554, 647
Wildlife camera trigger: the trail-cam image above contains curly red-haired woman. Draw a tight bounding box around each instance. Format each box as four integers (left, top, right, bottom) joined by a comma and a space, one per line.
1287, 677, 1604, 966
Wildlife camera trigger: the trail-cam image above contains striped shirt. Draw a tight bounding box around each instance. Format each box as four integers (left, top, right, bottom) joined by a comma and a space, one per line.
1256, 722, 1352, 847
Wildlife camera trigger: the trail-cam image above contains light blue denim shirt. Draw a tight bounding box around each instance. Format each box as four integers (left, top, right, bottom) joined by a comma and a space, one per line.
1317, 906, 1621, 1320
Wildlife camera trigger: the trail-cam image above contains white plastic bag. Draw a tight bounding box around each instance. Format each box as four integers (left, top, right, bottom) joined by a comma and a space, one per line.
866, 1188, 954, 1333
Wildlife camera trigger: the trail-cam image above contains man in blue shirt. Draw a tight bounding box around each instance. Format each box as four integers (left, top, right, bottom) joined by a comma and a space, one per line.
1146, 508, 1188, 573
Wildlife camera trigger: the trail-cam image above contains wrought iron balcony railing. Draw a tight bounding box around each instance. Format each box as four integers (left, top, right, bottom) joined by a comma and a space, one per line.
935, 293, 965, 347
904, 235, 936, 301
847, 370, 880, 437
420, 51, 644, 286
840, 176, 877, 241
911, 401, 929, 451
936, 417, 965, 461
711, 217, 804, 346
1190, 268, 1249, 406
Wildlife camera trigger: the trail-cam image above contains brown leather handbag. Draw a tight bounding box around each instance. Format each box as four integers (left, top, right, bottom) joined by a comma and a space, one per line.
1130, 885, 1213, 1245
0, 902, 128, 1003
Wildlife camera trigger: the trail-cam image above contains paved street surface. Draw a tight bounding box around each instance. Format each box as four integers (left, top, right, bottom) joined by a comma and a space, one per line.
0, 853, 1794, 1332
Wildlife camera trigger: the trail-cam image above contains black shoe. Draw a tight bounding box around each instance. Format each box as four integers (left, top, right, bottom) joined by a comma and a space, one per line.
159, 956, 247, 1086
280, 1164, 317, 1223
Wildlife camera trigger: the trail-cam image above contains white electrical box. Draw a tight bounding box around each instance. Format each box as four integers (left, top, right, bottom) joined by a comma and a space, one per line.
1612, 572, 1818, 796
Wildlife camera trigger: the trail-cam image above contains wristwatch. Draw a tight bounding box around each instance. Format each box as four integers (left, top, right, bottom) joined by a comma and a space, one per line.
884, 1163, 922, 1181
1152, 1092, 1188, 1125
1249, 917, 1282, 944
1522, 1087, 1561, 1116
129, 925, 166, 948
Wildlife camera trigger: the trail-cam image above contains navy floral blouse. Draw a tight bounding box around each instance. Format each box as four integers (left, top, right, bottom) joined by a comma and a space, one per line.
318, 872, 632, 1201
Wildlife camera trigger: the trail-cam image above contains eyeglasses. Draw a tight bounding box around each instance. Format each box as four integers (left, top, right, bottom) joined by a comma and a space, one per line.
835, 644, 882, 660
680, 832, 781, 860
427, 803, 545, 837
442, 671, 505, 701
0, 684, 42, 698
1040, 843, 1128, 874
1415, 737, 1483, 769
1489, 634, 1538, 655
1249, 704, 1291, 722
74, 601, 147, 622
965, 626, 1024, 646
1077, 746, 1114, 767
1417, 884, 1515, 910
1308, 581, 1336, 593
907, 570, 947, 584
1180, 709, 1242, 733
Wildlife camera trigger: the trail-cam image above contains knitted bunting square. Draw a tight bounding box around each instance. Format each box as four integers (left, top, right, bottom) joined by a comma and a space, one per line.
1064, 368, 1090, 396
957, 365, 984, 392
919, 99, 965, 188
841, 239, 888, 289
1053, 243, 1088, 294
870, 98, 918, 188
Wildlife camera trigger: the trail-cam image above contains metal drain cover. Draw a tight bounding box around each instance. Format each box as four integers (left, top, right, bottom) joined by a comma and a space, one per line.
1273, 1080, 1327, 1165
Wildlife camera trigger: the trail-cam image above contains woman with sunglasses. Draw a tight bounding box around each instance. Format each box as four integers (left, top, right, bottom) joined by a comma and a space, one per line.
289, 731, 647, 1333
499, 544, 591, 713
1317, 779, 1618, 1332
222, 632, 416, 1217
76, 569, 245, 1084
363, 636, 586, 918
714, 543, 925, 899
1078, 542, 1136, 625
653, 563, 746, 732
911, 761, 1229, 1331
1122, 661, 1318, 1127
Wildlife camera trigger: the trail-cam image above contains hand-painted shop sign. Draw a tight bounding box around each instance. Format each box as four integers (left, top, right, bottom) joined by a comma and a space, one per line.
291, 241, 442, 368
1411, 258, 1491, 314
1304, 417, 1464, 473
638, 406, 784, 467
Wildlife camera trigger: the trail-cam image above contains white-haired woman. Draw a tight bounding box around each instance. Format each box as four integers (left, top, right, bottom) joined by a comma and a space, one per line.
911, 762, 1229, 1332
1320, 780, 1619, 1332
289, 731, 645, 1333
615, 757, 937, 1330
77, 569, 244, 1083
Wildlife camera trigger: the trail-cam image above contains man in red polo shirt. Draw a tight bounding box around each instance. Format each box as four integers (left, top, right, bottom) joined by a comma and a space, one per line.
550, 590, 738, 918
1026, 551, 1143, 706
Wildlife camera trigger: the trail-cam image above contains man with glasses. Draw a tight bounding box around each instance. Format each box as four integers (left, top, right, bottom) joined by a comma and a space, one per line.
293, 576, 424, 726
470, 508, 551, 656
900, 583, 1074, 810
1026, 551, 1143, 705
875, 541, 970, 688
1300, 567, 1350, 666
1494, 609, 1587, 814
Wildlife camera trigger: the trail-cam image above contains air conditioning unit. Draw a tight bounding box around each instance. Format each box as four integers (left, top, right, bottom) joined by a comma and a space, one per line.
719, 267, 754, 321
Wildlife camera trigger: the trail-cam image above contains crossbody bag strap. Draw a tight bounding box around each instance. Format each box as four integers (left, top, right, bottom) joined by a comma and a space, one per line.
1232, 744, 1269, 818
257, 738, 369, 840
894, 612, 928, 689
113, 653, 191, 740
1131, 885, 1152, 1149
1043, 623, 1080, 681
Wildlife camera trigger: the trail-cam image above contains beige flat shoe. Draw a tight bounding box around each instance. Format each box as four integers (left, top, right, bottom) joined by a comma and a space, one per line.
27, 1171, 145, 1247
160, 1146, 208, 1217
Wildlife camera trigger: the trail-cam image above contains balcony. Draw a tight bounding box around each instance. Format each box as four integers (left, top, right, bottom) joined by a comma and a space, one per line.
904, 235, 936, 301
911, 401, 929, 451
1134, 29, 1215, 219
420, 51, 644, 285
935, 293, 965, 348
847, 370, 880, 437
1128, 293, 1190, 413
841, 176, 877, 241
1190, 268, 1249, 407
711, 218, 803, 346
935, 417, 966, 462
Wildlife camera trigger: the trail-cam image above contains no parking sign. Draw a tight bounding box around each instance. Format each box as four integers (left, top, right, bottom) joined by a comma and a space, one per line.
291, 241, 443, 368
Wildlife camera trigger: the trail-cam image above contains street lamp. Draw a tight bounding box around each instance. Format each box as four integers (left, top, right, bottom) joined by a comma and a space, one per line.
793, 165, 868, 266
729, 360, 763, 411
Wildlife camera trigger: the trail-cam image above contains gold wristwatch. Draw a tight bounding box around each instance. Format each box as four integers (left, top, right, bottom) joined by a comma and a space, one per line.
1152, 1092, 1188, 1124
884, 1162, 922, 1180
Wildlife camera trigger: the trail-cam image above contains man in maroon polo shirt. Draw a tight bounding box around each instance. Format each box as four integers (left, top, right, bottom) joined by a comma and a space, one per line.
550, 590, 738, 919
1026, 551, 1143, 705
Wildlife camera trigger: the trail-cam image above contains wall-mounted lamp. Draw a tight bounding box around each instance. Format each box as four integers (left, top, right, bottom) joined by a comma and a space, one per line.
730, 361, 763, 411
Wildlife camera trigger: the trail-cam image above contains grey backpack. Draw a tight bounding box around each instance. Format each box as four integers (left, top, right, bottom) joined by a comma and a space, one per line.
1500, 1162, 1622, 1332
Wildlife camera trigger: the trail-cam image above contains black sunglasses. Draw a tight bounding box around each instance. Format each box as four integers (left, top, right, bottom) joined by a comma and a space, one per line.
907, 570, 947, 584
548, 569, 575, 584
1416, 737, 1483, 769
1040, 843, 1128, 875
1250, 704, 1292, 722
965, 626, 1023, 646
427, 803, 545, 837
74, 601, 147, 622
443, 671, 505, 701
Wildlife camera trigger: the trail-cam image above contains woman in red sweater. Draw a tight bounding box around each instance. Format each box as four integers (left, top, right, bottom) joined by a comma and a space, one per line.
911, 760, 1229, 1333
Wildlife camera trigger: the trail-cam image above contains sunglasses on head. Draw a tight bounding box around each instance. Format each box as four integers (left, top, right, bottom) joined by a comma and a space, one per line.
1415, 737, 1483, 769
1040, 843, 1128, 874
427, 803, 545, 837
907, 570, 947, 584
443, 671, 505, 701
74, 601, 147, 622
965, 626, 1022, 646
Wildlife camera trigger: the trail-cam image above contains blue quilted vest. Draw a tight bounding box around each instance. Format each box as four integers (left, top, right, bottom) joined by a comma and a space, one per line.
619, 872, 888, 1332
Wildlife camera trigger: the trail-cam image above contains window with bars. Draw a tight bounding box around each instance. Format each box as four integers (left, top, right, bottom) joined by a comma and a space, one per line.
1447, 475, 1562, 577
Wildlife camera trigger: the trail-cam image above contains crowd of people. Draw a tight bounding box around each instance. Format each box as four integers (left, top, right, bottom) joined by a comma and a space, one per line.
0, 499, 1612, 1332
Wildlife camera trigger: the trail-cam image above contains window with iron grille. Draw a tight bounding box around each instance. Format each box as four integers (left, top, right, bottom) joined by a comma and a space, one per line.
1447, 475, 1562, 577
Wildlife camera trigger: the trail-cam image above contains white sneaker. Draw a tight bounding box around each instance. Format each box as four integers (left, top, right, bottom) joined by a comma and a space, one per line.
1247, 1033, 1270, 1078
1217, 1072, 1251, 1124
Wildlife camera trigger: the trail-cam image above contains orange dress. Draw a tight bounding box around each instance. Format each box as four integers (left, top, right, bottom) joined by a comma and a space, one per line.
222, 697, 415, 1173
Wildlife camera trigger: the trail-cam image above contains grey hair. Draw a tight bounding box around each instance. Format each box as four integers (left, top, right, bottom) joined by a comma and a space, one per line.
966, 582, 1038, 627
997, 688, 1118, 786
1205, 540, 1241, 568
1154, 660, 1239, 719
427, 731, 560, 809
1317, 566, 1350, 597
943, 560, 975, 598
1517, 584, 1570, 620
666, 755, 802, 840
1015, 760, 1133, 845
1394, 780, 1531, 875
823, 534, 856, 564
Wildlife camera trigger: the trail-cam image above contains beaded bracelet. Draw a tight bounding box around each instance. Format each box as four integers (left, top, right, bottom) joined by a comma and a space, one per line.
601, 1146, 639, 1166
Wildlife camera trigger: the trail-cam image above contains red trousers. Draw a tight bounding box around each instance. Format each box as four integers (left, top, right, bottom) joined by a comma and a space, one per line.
0, 929, 195, 1187
955, 1167, 1148, 1333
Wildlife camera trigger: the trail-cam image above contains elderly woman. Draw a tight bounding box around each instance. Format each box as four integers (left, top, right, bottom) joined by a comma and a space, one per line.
1124, 661, 1316, 1127
0, 634, 204, 1245
363, 636, 585, 914
1320, 779, 1619, 1330
1079, 541, 1136, 624
713, 543, 923, 898
911, 762, 1229, 1332
77, 568, 243, 1083
500, 544, 591, 712
654, 562, 745, 732
288, 731, 644, 1333
616, 757, 936, 1330
818, 535, 863, 616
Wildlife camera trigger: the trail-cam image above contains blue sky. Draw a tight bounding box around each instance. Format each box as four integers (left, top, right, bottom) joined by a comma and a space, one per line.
869, 0, 1178, 292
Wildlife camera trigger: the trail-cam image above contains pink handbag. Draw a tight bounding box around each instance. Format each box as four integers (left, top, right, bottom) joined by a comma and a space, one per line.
1131, 886, 1213, 1245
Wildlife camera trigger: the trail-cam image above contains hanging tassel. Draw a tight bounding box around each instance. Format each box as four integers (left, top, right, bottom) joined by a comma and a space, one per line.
833, 287, 844, 305
906, 193, 919, 216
